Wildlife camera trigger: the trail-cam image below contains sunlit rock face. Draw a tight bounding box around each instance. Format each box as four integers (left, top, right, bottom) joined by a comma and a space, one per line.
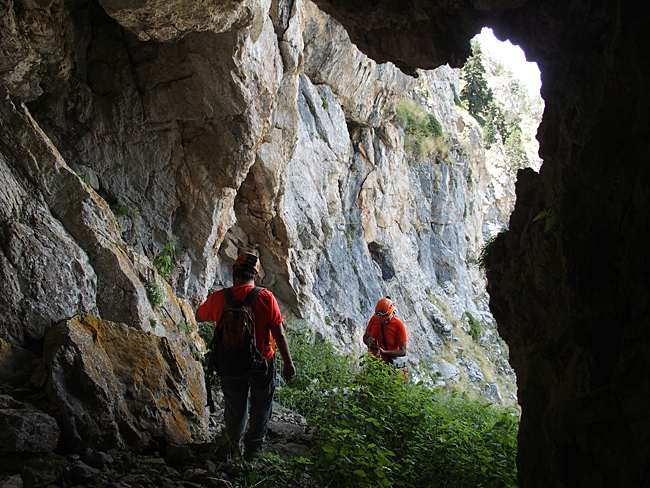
312, 0, 650, 487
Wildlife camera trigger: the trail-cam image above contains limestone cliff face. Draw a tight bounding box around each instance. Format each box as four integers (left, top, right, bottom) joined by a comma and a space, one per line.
0, 0, 521, 455
210, 4, 519, 403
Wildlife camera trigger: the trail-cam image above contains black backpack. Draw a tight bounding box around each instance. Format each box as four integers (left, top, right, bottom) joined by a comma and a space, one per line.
206, 287, 268, 379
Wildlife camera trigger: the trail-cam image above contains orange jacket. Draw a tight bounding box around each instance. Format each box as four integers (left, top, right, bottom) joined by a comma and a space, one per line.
365, 315, 407, 362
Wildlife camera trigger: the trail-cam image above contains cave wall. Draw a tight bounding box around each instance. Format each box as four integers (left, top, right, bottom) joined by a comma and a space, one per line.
311, 0, 650, 486
488, 3, 650, 486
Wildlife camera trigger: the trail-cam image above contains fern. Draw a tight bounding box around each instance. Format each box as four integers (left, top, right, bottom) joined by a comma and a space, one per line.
532, 209, 556, 232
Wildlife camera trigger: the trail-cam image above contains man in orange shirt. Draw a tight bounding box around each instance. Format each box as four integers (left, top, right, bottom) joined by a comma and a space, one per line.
363, 297, 407, 365
197, 252, 296, 461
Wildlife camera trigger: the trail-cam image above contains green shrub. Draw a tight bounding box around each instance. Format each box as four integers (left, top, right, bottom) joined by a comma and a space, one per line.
395, 99, 444, 157
178, 320, 193, 334
396, 99, 443, 138
110, 203, 130, 218
144, 279, 166, 308
198, 322, 218, 389
262, 331, 520, 488
532, 209, 555, 232
451, 82, 462, 107
153, 238, 178, 282
478, 235, 498, 272
198, 321, 216, 348
312, 358, 516, 487
466, 311, 481, 342
275, 327, 356, 417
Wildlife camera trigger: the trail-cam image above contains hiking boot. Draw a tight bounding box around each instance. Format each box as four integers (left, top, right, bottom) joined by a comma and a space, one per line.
244, 444, 262, 462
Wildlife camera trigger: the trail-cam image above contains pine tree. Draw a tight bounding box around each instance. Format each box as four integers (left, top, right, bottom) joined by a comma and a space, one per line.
460, 40, 493, 123
481, 100, 508, 149
504, 121, 529, 174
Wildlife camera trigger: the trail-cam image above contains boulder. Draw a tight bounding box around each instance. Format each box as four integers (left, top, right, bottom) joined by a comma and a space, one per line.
43, 314, 209, 453
0, 400, 59, 454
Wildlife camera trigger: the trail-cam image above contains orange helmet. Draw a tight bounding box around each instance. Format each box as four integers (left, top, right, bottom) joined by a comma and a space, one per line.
233, 252, 260, 274
375, 297, 395, 319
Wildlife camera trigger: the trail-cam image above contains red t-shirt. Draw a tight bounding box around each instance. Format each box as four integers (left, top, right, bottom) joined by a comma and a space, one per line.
366, 315, 407, 361
197, 285, 283, 361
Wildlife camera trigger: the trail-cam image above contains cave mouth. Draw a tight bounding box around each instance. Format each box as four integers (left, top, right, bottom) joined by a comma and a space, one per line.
464, 26, 544, 177
476, 27, 542, 99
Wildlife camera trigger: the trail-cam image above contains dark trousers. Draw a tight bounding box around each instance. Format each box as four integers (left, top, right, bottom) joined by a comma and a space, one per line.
220, 355, 276, 449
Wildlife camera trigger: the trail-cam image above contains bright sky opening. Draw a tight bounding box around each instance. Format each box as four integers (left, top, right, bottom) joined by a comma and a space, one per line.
475, 27, 541, 96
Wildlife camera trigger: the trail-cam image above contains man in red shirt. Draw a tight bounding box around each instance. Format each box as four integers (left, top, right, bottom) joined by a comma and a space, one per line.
197, 252, 296, 461
363, 297, 407, 365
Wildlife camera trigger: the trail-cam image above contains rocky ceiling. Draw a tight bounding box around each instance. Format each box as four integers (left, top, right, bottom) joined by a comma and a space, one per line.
311, 0, 650, 486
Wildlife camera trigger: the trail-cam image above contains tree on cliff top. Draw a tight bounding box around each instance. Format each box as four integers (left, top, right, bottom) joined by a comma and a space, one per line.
460, 40, 493, 124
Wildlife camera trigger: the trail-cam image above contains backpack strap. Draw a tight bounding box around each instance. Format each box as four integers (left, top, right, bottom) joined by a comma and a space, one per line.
243, 286, 263, 306
244, 286, 263, 349
380, 321, 393, 365
222, 286, 262, 307
223, 287, 235, 306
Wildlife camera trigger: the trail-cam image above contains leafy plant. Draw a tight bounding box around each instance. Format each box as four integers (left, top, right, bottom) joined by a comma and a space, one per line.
198, 321, 216, 348
153, 238, 178, 282
395, 98, 444, 157
275, 327, 356, 417
466, 311, 481, 342
466, 168, 474, 188
344, 230, 354, 248
533, 209, 556, 232
478, 235, 498, 272
144, 279, 166, 308
223, 328, 520, 487
450, 82, 462, 106
149, 317, 157, 328
198, 321, 217, 388
110, 203, 130, 218
396, 99, 443, 138
272, 353, 518, 487
178, 320, 193, 334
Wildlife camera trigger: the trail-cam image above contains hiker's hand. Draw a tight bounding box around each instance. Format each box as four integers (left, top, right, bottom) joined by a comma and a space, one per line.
283, 362, 296, 381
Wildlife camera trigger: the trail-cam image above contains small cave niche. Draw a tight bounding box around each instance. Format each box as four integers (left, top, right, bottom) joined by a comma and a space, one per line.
368, 241, 395, 280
